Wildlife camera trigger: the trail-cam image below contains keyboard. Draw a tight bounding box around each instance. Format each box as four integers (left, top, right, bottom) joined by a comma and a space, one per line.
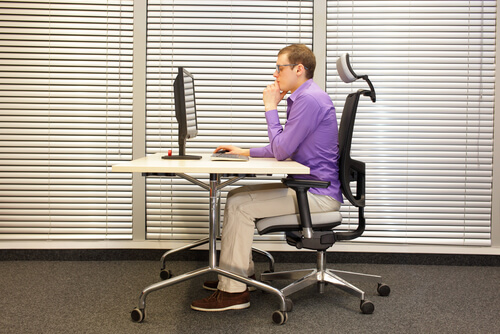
210, 152, 249, 161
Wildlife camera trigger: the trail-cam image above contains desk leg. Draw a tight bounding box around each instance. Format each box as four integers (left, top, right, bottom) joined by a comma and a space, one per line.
159, 175, 225, 276
208, 173, 219, 268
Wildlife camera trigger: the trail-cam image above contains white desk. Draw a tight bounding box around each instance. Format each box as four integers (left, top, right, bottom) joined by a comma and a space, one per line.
113, 153, 309, 323
112, 152, 309, 174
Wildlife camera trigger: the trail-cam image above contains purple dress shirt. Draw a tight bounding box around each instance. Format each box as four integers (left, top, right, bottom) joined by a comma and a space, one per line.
250, 79, 343, 203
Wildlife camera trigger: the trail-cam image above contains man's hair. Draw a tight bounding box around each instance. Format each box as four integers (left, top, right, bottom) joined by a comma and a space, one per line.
278, 44, 316, 79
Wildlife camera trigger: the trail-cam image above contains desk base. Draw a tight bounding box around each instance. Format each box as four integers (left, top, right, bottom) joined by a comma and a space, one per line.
131, 262, 293, 325
131, 172, 291, 325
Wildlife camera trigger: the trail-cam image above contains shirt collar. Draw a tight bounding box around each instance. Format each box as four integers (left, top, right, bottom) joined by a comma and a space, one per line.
288, 79, 314, 103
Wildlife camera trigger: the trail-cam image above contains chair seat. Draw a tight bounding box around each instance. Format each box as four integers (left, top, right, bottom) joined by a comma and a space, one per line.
256, 211, 342, 235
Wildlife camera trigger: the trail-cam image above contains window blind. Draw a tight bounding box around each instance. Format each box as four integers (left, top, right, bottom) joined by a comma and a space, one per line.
326, 0, 495, 246
0, 0, 134, 240
146, 1, 313, 240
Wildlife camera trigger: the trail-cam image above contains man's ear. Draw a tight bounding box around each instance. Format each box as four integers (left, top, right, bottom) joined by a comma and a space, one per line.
296, 64, 306, 76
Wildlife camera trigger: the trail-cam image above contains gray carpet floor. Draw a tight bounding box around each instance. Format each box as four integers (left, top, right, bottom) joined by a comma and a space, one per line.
1, 258, 499, 333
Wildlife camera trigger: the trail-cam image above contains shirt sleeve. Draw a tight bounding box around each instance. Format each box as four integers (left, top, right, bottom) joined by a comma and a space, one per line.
249, 144, 273, 157
265, 95, 321, 161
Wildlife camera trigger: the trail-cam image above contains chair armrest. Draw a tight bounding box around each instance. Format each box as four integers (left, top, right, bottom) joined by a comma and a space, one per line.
282, 178, 330, 189
280, 177, 330, 239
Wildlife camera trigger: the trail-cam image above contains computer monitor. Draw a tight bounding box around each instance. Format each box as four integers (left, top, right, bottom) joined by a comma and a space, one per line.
163, 67, 202, 160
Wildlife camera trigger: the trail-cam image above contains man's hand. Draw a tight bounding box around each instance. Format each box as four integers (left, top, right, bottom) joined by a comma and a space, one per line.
263, 80, 288, 111
213, 145, 250, 156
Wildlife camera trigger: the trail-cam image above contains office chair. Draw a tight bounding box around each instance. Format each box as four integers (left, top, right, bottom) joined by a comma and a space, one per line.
255, 53, 390, 323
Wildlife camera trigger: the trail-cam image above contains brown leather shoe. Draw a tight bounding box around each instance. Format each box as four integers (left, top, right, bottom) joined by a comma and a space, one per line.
203, 274, 257, 292
191, 289, 250, 312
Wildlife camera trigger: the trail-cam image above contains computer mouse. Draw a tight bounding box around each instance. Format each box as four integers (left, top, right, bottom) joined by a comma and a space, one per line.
216, 149, 229, 153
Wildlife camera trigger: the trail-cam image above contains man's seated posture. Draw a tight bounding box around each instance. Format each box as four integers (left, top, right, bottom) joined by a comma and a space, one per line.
191, 44, 343, 312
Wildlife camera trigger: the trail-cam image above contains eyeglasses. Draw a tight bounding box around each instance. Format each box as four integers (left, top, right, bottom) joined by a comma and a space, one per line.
275, 64, 308, 74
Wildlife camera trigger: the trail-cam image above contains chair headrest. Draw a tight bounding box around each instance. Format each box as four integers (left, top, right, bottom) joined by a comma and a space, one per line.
336, 53, 358, 83
336, 53, 376, 103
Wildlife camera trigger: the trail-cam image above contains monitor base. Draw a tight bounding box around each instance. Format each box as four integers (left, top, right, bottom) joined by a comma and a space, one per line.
162, 155, 202, 160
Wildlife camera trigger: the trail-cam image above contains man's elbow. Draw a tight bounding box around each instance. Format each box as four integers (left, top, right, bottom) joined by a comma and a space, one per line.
274, 149, 291, 161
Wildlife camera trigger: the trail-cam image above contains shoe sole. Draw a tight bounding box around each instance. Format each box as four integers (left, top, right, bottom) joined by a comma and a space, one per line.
191, 302, 250, 312
203, 284, 256, 292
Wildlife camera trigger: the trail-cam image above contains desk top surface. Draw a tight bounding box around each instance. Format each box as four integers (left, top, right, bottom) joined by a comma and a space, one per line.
112, 153, 310, 175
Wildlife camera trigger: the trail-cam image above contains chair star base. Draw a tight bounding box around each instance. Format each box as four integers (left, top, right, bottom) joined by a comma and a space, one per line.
260, 251, 388, 314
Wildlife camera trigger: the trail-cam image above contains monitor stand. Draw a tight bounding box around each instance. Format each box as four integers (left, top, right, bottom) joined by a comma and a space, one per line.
161, 144, 202, 160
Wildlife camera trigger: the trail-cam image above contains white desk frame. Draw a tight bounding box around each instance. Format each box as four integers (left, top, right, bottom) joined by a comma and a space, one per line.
113, 153, 309, 322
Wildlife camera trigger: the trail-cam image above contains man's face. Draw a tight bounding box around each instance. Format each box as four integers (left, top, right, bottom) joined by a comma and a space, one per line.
274, 53, 298, 93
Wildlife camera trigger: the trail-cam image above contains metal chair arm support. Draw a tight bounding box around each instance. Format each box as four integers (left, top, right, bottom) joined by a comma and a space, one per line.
281, 177, 331, 238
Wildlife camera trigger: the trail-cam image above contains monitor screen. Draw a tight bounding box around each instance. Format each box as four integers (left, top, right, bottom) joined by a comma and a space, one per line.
163, 67, 202, 160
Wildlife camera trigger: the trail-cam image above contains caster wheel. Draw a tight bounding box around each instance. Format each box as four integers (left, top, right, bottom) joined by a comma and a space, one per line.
160, 269, 172, 280
377, 283, 391, 296
272, 310, 288, 325
360, 300, 374, 314
131, 308, 145, 323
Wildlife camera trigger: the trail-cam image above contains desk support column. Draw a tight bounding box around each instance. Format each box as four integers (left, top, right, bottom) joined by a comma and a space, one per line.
209, 173, 219, 268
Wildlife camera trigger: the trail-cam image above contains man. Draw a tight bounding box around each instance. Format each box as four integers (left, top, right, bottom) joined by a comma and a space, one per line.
191, 44, 342, 312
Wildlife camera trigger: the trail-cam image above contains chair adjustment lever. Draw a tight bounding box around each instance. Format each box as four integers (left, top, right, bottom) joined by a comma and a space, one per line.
286, 230, 336, 251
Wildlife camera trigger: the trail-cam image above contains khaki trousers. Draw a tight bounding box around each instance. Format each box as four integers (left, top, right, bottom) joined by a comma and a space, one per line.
217, 183, 341, 293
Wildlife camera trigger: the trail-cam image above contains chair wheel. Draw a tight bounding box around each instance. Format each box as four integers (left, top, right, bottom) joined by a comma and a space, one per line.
360, 300, 374, 314
377, 283, 390, 296
272, 310, 288, 325
131, 308, 144, 322
160, 269, 172, 280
